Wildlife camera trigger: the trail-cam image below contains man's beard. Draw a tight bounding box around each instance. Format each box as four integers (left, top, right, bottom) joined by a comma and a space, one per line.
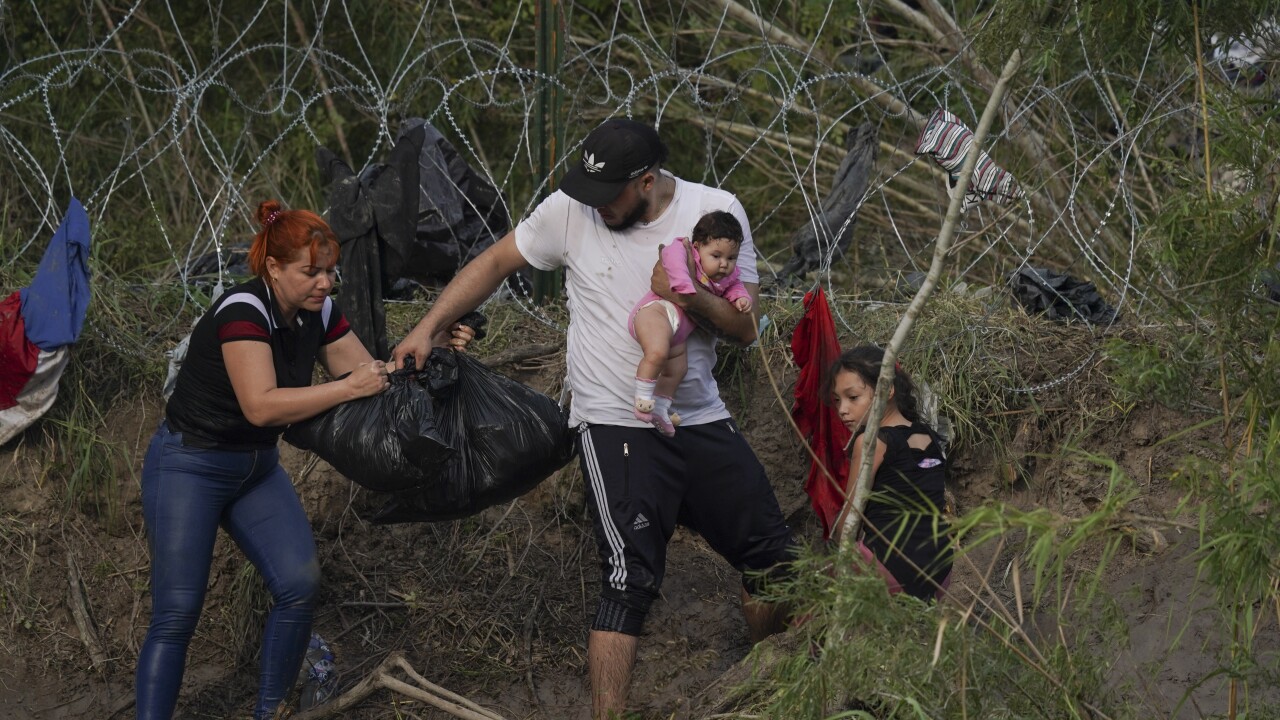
603, 197, 649, 231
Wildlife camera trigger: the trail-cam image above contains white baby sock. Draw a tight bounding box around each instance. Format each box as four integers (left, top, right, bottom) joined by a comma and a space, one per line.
651, 395, 676, 437
634, 377, 657, 419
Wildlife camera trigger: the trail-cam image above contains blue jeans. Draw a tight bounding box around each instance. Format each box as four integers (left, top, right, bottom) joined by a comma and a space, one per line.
136, 421, 320, 720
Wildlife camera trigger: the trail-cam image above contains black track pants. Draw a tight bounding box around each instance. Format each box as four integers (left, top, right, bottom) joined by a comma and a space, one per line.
577, 420, 796, 618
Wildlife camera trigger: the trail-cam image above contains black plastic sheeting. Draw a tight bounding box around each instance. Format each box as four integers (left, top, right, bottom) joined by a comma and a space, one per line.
393, 118, 511, 285
316, 118, 512, 358
775, 122, 878, 284
318, 124, 426, 359
1008, 266, 1119, 325
283, 311, 576, 522
371, 346, 576, 523
183, 246, 252, 286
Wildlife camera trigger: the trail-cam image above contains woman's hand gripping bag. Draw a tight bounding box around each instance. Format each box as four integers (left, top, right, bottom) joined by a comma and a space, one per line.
284, 366, 453, 492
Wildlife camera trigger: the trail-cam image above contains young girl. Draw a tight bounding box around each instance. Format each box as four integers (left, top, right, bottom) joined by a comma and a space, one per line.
628, 210, 752, 435
828, 345, 952, 601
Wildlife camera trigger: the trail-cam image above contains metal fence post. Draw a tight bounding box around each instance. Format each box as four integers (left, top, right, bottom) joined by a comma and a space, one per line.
532, 0, 565, 302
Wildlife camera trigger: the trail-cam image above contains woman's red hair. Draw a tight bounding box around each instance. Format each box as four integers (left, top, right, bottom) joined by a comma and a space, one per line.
247, 200, 340, 276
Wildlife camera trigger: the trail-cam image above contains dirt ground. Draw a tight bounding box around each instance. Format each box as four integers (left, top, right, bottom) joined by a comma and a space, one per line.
0, 322, 1275, 719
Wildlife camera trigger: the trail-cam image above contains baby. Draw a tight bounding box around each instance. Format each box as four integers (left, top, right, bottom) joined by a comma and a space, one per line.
627, 210, 752, 436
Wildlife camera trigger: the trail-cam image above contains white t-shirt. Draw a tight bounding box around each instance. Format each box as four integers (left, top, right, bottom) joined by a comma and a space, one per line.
515, 173, 758, 427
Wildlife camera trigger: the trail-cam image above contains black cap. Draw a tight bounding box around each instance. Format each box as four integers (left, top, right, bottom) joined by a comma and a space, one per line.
559, 119, 667, 207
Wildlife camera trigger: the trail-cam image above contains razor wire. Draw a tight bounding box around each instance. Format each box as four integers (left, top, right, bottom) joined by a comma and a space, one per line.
0, 0, 1257, 394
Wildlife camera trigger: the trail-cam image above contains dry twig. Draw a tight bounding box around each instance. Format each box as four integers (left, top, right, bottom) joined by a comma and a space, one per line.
478, 343, 562, 369
290, 651, 507, 720
65, 550, 107, 669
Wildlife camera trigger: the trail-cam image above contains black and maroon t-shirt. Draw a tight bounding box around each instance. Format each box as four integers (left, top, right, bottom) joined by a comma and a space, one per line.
165, 277, 350, 450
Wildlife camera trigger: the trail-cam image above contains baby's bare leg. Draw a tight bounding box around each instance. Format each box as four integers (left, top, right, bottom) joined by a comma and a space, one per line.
647, 345, 686, 437
634, 305, 673, 384
654, 343, 687, 399
633, 306, 674, 416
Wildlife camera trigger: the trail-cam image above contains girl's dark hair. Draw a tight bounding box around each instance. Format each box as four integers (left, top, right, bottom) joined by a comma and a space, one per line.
248, 200, 340, 277
690, 210, 743, 247
826, 344, 924, 425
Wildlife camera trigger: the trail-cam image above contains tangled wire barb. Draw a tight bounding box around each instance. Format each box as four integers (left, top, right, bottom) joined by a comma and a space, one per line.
2, 2, 1274, 391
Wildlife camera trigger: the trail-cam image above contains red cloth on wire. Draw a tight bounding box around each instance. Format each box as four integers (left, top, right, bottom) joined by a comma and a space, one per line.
0, 291, 40, 410
790, 287, 851, 539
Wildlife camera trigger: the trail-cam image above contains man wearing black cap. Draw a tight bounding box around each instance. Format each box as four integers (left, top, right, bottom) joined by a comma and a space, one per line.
393, 117, 794, 718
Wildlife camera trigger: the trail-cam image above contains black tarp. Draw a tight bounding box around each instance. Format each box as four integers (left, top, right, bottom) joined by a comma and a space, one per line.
316, 119, 514, 358
317, 125, 424, 359
1008, 266, 1119, 325
776, 122, 878, 284
392, 118, 511, 285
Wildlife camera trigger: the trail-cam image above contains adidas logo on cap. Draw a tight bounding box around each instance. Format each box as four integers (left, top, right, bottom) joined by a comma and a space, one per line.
559, 119, 667, 207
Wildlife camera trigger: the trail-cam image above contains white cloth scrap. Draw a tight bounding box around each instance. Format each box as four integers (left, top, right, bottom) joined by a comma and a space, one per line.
0, 347, 70, 445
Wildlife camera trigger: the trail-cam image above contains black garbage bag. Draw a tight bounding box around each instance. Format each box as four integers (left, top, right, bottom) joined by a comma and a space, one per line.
283, 366, 453, 492
182, 245, 252, 287
775, 122, 878, 285
372, 347, 577, 523
1008, 266, 1119, 325
317, 125, 424, 359
390, 118, 513, 284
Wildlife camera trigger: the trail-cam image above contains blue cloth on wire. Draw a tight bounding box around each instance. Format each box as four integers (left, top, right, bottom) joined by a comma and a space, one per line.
20, 198, 91, 350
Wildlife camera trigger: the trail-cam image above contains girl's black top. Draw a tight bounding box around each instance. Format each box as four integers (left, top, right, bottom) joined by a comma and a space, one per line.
855, 422, 952, 600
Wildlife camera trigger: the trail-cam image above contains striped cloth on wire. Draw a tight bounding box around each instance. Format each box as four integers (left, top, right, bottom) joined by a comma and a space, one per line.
914, 108, 1023, 208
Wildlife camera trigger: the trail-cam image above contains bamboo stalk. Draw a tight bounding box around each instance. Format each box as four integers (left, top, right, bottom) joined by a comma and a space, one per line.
1101, 74, 1162, 211
93, 0, 157, 139
881, 0, 950, 45
1191, 1, 1213, 196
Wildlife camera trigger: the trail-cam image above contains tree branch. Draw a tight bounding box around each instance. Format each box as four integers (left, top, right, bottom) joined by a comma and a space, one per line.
707, 0, 925, 125
291, 651, 506, 720
838, 47, 1025, 547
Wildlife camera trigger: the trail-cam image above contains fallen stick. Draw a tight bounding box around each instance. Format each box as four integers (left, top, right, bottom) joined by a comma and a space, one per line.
66, 550, 108, 669
389, 654, 505, 719
290, 651, 506, 720
478, 343, 561, 369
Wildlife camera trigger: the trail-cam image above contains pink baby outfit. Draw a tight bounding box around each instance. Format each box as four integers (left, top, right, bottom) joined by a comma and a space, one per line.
628, 239, 750, 344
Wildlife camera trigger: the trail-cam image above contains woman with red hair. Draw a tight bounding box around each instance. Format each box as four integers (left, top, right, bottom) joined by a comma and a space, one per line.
135, 201, 471, 719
